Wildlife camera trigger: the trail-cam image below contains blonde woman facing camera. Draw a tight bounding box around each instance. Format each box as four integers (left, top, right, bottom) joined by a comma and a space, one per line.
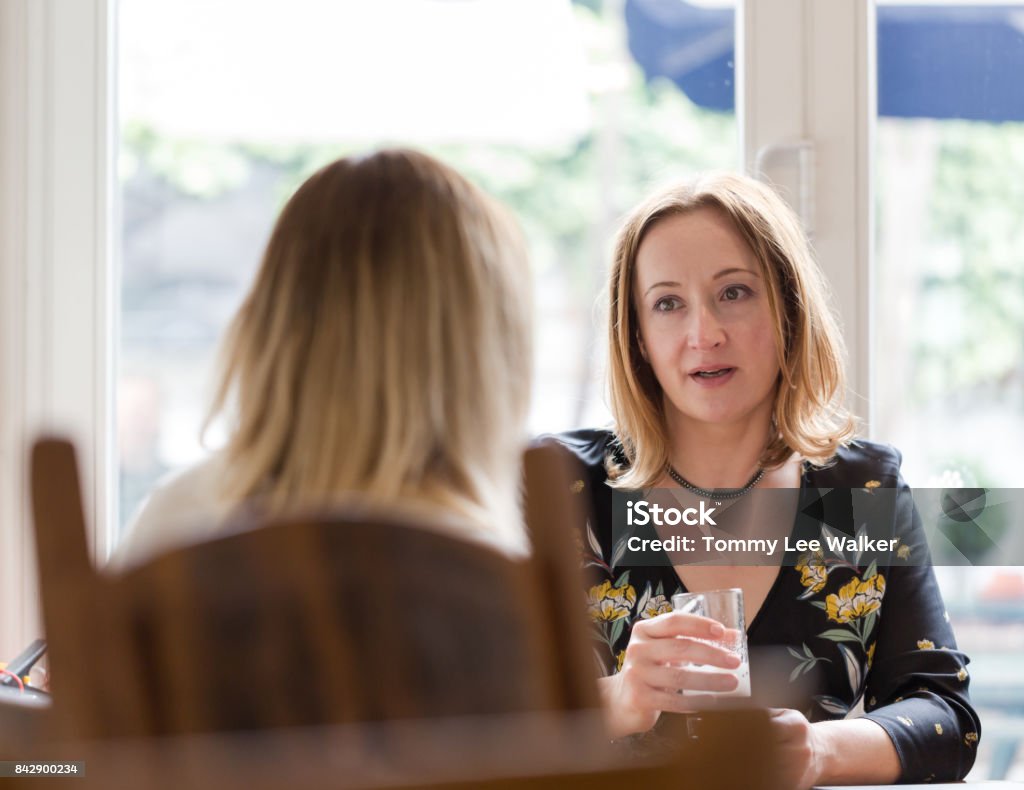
557, 174, 979, 786
113, 149, 532, 568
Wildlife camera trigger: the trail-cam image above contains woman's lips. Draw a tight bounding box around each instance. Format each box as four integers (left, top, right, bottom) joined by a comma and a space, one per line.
689, 367, 736, 387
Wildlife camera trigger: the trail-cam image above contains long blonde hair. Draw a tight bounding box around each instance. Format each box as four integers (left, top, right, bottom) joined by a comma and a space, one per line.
607, 173, 856, 488
204, 149, 532, 535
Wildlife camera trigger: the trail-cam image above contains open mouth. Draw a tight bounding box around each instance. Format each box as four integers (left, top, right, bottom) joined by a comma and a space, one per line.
692, 367, 734, 379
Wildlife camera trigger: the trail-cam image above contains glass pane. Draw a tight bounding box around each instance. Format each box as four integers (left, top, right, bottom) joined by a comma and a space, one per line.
117, 0, 737, 533
875, 3, 1024, 780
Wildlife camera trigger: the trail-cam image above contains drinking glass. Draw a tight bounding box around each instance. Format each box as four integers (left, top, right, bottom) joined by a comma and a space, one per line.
672, 588, 750, 697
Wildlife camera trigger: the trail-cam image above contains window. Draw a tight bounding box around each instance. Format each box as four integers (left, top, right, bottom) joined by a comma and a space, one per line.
874, 3, 1024, 779
116, 0, 737, 533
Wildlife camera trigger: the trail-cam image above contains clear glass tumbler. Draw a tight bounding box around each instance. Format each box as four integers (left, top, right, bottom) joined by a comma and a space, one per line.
671, 588, 750, 697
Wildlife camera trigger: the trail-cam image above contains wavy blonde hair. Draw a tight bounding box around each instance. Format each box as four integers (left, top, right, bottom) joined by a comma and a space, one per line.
607, 173, 856, 488
204, 149, 532, 536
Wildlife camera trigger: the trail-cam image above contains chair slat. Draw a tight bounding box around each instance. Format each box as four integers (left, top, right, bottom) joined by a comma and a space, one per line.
523, 441, 601, 710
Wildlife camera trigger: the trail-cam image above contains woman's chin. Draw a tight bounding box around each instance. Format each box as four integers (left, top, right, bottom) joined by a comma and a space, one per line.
668, 401, 767, 429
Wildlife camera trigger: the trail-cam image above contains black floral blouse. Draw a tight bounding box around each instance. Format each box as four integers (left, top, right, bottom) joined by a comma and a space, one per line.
555, 428, 981, 783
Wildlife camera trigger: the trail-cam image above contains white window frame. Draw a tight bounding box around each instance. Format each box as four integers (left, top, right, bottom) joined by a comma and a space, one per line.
0, 0, 876, 658
738, 0, 876, 427
0, 0, 115, 658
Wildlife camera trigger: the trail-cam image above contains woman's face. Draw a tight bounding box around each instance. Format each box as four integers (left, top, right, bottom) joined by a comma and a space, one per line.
632, 207, 781, 433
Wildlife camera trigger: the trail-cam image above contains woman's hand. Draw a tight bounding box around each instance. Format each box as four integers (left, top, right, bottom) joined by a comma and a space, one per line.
598, 610, 742, 738
765, 708, 825, 790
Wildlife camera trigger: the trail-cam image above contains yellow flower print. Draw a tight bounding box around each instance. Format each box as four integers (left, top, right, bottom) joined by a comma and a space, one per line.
964, 732, 979, 747
570, 479, 585, 494
864, 480, 881, 490
934, 723, 943, 735
866, 642, 876, 668
639, 594, 673, 620
587, 580, 637, 622
957, 667, 968, 682
917, 639, 935, 650
897, 716, 914, 727
897, 544, 911, 560
796, 550, 828, 593
825, 574, 885, 624
615, 650, 627, 673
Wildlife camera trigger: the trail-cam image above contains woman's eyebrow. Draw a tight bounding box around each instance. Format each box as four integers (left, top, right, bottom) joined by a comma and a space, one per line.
643, 280, 680, 297
713, 266, 760, 280
644, 268, 759, 296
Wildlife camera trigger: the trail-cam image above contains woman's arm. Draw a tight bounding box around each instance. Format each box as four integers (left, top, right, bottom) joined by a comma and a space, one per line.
771, 713, 900, 788
770, 452, 976, 788
811, 717, 901, 784
856, 469, 981, 782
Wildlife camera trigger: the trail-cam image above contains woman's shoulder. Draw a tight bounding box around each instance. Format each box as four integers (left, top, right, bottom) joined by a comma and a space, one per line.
538, 427, 624, 478
108, 452, 233, 571
813, 439, 903, 486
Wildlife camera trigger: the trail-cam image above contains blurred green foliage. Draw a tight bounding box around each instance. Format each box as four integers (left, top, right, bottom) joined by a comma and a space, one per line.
120, 3, 734, 294
120, 2, 1024, 473
888, 121, 1024, 404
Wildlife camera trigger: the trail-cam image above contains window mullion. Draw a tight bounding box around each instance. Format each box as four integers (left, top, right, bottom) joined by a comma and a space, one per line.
738, 0, 875, 428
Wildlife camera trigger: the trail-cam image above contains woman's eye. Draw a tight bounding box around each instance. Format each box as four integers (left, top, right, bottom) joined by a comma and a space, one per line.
654, 296, 682, 312
722, 285, 751, 302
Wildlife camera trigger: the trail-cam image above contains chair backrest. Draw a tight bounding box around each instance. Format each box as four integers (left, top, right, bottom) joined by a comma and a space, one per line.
30, 437, 599, 739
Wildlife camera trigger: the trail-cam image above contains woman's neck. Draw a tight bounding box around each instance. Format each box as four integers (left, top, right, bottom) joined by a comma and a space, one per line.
665, 409, 773, 490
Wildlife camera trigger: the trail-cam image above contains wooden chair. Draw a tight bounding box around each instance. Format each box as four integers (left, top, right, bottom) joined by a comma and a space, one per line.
28, 437, 600, 739
22, 437, 785, 790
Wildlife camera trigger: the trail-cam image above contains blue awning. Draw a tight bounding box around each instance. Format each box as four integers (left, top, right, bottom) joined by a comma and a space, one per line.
625, 0, 1024, 122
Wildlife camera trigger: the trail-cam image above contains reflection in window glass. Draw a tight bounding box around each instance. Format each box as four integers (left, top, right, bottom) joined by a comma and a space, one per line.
117, 0, 737, 532
875, 4, 1024, 780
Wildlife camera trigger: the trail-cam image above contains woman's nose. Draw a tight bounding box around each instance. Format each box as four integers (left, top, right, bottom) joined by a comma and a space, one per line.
686, 305, 725, 350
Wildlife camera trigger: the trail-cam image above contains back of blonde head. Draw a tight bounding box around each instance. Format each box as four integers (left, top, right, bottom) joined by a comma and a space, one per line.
206, 149, 532, 536
607, 173, 856, 488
